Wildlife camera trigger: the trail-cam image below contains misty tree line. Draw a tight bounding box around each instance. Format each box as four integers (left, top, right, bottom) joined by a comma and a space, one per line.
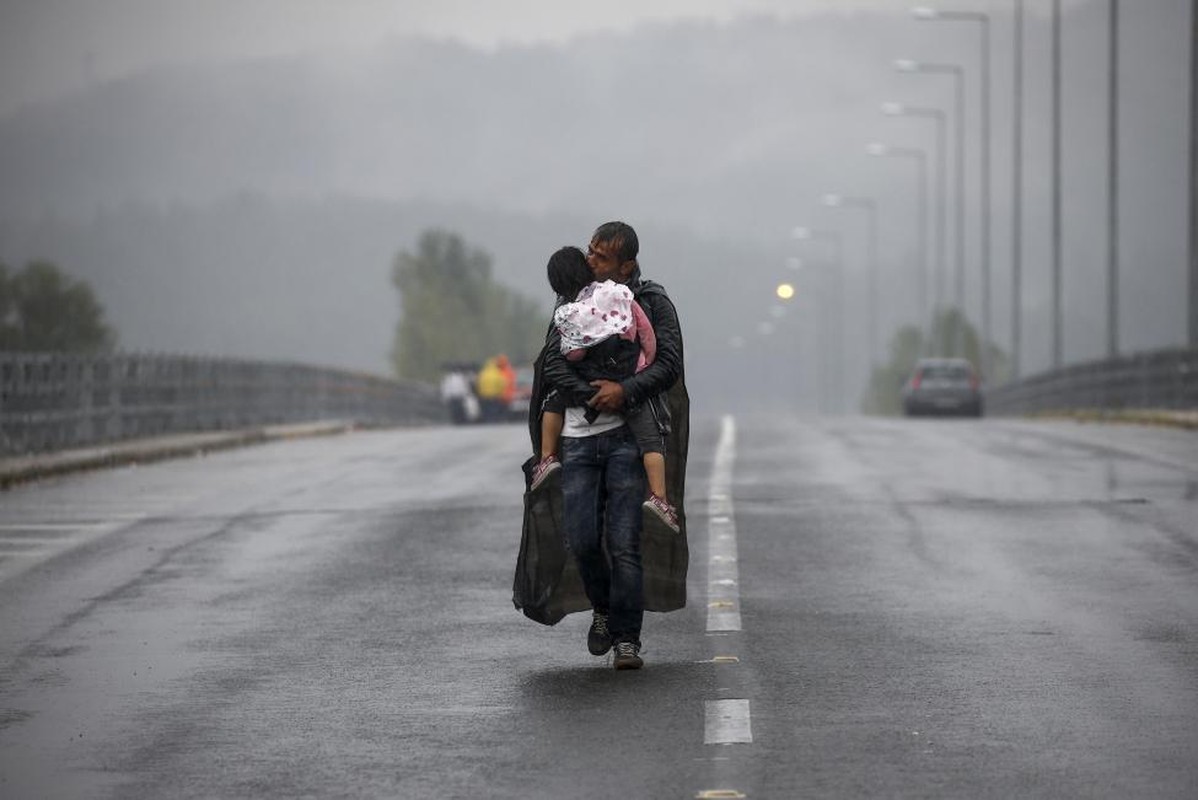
5, 232, 1010, 416
1, 230, 547, 384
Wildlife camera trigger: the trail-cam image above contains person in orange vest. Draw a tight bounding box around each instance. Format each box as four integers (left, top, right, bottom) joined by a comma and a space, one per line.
495, 354, 517, 410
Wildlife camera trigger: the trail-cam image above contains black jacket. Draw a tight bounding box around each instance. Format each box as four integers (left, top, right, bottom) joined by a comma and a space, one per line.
568, 335, 642, 387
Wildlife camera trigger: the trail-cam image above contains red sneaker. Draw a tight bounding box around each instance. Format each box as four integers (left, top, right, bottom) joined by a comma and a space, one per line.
530, 455, 561, 491
643, 494, 680, 533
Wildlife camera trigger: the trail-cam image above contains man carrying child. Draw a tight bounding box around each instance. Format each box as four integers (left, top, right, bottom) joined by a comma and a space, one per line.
530, 221, 688, 670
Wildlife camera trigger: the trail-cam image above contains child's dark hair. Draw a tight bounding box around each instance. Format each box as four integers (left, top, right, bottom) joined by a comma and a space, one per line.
547, 246, 592, 301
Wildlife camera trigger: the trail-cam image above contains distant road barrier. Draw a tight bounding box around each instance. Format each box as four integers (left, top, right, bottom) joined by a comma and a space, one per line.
0, 353, 445, 455
986, 347, 1197, 416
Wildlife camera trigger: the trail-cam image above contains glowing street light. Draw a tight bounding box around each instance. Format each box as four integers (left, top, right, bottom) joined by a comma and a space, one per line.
776, 283, 796, 300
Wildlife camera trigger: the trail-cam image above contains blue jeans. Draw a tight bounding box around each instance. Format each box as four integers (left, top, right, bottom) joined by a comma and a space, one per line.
561, 426, 646, 645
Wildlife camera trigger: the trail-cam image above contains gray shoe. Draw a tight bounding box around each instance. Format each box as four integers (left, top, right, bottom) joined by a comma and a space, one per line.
587, 611, 612, 656
613, 640, 643, 670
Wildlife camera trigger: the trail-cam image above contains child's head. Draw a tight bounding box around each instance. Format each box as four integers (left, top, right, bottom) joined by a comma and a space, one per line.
547, 246, 592, 301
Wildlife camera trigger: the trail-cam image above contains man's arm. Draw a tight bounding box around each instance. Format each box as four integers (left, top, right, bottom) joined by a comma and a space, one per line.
541, 328, 598, 407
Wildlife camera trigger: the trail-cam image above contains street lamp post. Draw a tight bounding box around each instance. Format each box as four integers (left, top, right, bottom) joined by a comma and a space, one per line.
822, 194, 880, 369
1052, 0, 1063, 368
1191, 0, 1198, 348
867, 144, 930, 347
1107, 0, 1120, 359
912, 8, 993, 381
882, 102, 948, 338
1013, 0, 1025, 378
896, 59, 968, 359
792, 226, 846, 413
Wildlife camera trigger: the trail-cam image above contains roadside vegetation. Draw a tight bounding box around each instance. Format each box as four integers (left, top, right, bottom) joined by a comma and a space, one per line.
0, 261, 115, 353
390, 229, 545, 382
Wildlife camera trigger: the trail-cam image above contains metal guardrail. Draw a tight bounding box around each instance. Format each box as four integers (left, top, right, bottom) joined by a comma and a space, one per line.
0, 353, 445, 455
986, 347, 1198, 415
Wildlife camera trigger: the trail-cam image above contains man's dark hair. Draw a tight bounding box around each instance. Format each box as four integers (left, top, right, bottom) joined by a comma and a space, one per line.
547, 246, 592, 300
592, 221, 639, 264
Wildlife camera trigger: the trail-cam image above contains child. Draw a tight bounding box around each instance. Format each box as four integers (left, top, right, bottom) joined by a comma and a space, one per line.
531, 246, 678, 532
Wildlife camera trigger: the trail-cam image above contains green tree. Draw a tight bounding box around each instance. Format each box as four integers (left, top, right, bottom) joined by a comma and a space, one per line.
862, 307, 1010, 415
0, 261, 116, 353
390, 229, 545, 382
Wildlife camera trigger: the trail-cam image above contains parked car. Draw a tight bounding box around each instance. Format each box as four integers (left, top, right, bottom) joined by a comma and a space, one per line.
901, 357, 983, 417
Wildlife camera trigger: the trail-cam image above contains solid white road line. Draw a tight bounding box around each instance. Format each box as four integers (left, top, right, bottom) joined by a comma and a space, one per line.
704, 699, 753, 744
707, 415, 741, 633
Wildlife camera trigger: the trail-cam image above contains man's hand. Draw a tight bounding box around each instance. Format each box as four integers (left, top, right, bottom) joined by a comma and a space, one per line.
587, 380, 625, 413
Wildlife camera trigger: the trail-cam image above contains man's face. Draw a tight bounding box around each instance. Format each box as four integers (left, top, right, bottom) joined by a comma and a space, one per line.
587, 237, 633, 283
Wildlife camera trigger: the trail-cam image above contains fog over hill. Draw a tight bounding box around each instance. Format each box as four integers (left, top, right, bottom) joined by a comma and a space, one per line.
0, 3, 1191, 410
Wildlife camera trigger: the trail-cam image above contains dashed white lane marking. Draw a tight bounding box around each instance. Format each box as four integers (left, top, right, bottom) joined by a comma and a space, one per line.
707, 415, 741, 633
704, 699, 753, 744
0, 515, 153, 580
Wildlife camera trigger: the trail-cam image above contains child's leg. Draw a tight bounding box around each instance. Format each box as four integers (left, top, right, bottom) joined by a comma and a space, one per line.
643, 452, 668, 500
540, 411, 563, 461
626, 407, 668, 500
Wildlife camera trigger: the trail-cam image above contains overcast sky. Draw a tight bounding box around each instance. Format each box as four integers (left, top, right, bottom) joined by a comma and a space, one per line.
0, 0, 1074, 117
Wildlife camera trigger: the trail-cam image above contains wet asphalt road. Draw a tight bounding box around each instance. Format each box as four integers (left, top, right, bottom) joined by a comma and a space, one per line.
0, 415, 1195, 799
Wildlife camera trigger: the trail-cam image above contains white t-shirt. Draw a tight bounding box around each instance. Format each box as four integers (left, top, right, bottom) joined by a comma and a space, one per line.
562, 406, 625, 438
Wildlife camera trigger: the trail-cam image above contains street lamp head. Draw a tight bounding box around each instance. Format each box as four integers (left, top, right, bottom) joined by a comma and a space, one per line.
894, 58, 920, 73
821, 193, 843, 207
865, 142, 889, 156
911, 7, 939, 20
880, 101, 905, 116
